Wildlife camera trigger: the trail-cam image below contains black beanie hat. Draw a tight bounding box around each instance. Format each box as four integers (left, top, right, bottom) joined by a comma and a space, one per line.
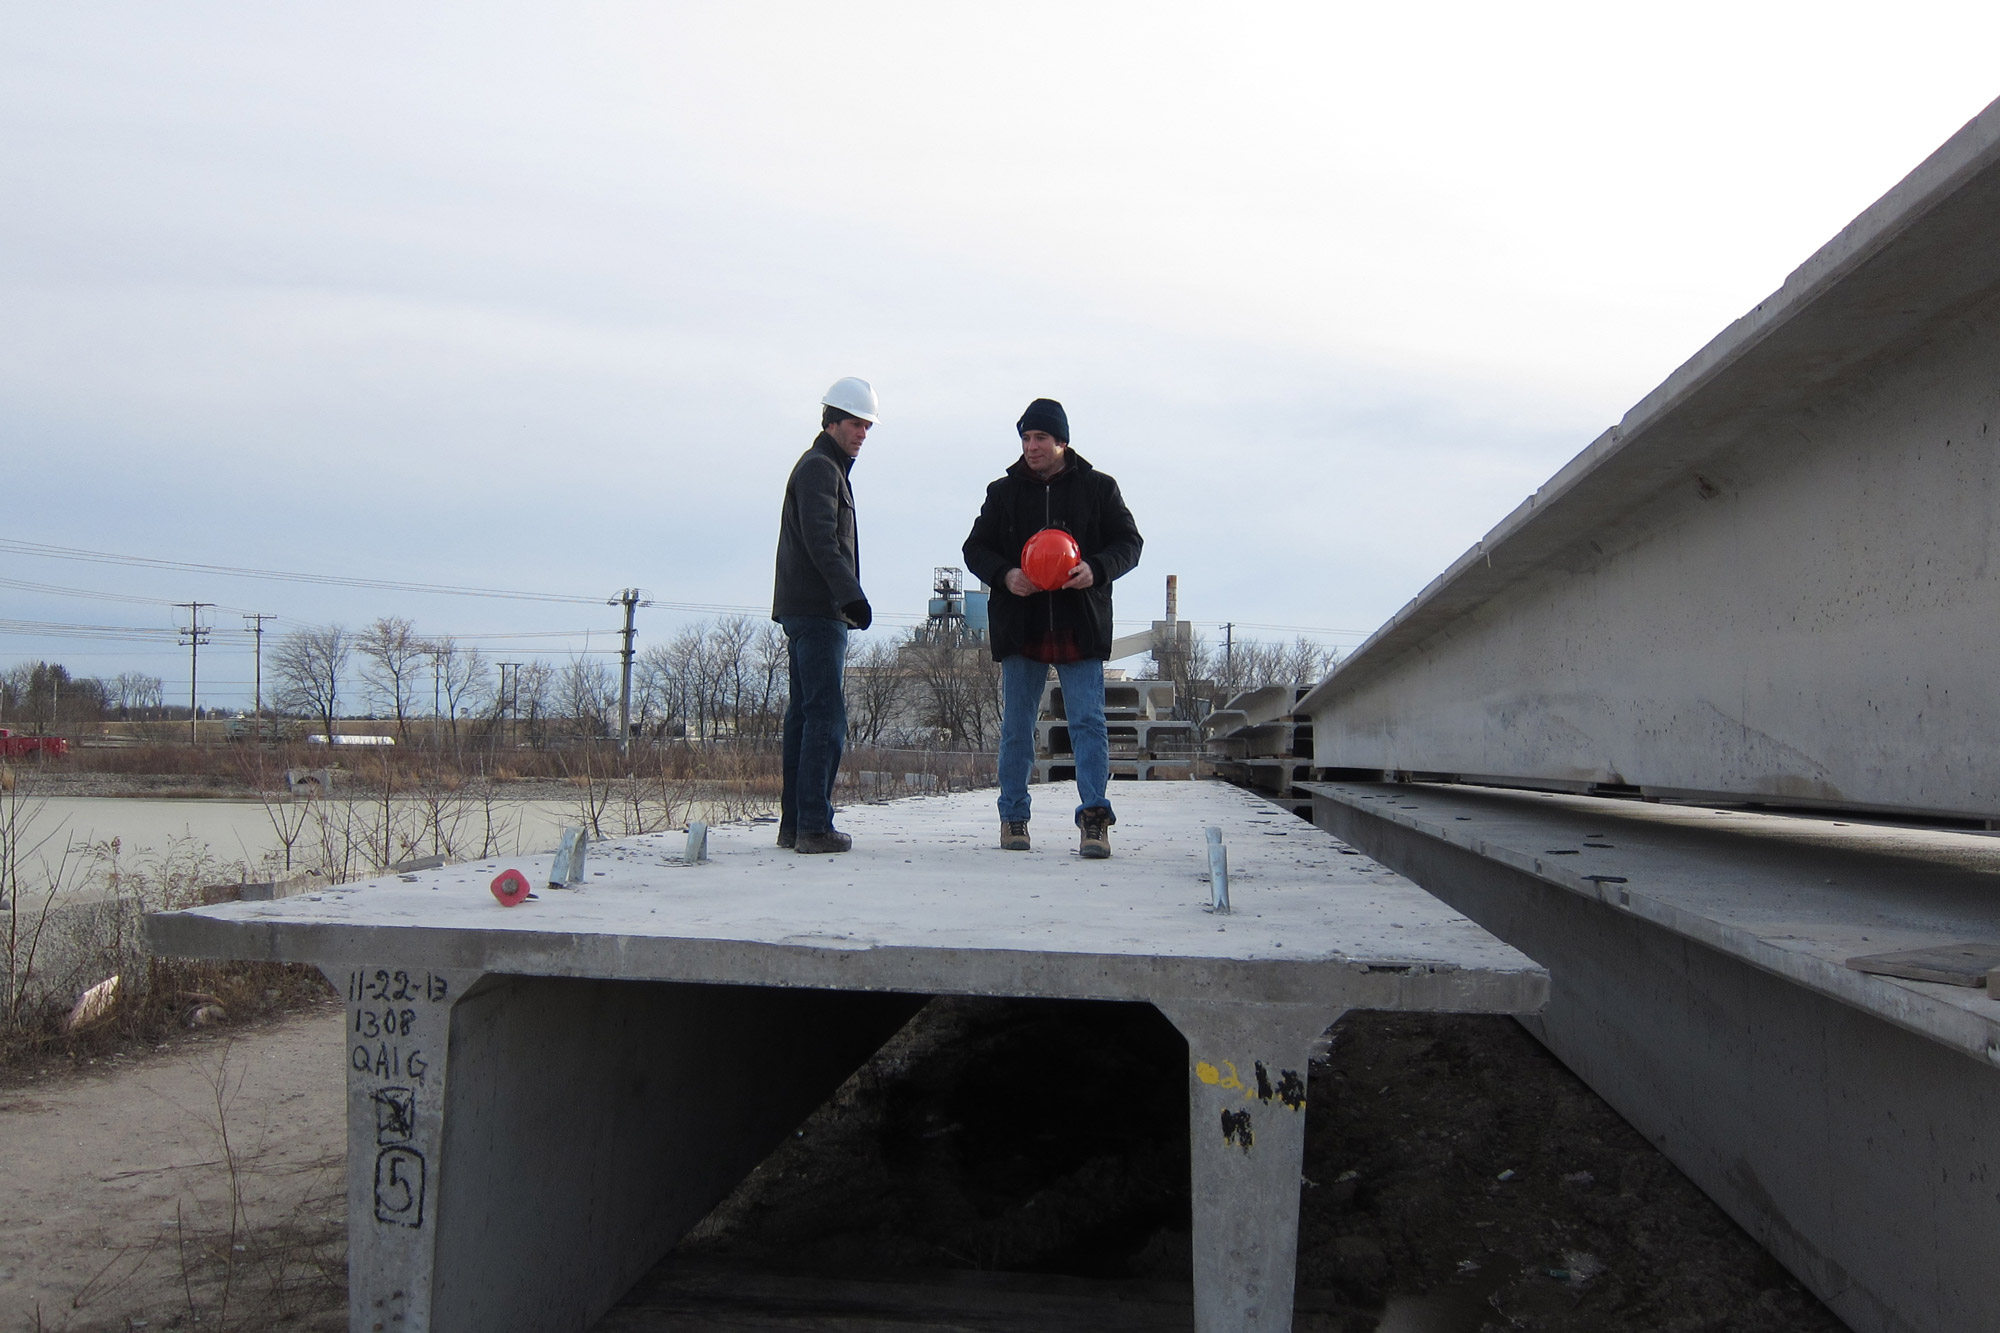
1016, 398, 1069, 443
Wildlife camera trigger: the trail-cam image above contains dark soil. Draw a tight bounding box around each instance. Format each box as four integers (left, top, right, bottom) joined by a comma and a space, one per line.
673, 998, 1846, 1332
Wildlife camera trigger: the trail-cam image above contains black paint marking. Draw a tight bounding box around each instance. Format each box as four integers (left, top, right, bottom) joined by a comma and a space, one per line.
353, 1007, 418, 1040
1221, 1109, 1254, 1153
348, 970, 450, 1005
353, 1044, 429, 1082
1254, 1061, 1273, 1103
373, 1147, 427, 1228
373, 1087, 416, 1145
1276, 1069, 1306, 1111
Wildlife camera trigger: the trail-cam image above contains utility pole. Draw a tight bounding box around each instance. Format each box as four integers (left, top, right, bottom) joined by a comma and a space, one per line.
1222, 622, 1234, 686
243, 613, 274, 744
498, 662, 523, 749
607, 588, 651, 757
176, 602, 214, 745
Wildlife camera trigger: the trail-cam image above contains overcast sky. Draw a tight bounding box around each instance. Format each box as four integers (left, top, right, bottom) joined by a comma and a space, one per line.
4, 3, 1998, 707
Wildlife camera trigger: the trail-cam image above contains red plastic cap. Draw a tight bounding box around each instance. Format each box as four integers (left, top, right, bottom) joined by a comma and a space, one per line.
490, 868, 532, 907
1021, 529, 1083, 592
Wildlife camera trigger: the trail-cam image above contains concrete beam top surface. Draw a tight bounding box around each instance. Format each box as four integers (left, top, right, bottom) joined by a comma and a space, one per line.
146, 782, 1545, 1013
1307, 781, 2000, 1065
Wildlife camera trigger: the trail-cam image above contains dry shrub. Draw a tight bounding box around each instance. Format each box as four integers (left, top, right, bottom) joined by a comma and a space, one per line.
2, 791, 334, 1070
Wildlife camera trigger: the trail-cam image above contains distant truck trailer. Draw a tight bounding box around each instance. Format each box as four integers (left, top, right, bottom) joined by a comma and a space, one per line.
0, 729, 68, 758
304, 734, 395, 747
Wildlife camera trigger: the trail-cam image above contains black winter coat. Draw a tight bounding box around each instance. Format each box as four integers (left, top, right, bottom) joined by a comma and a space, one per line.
772, 433, 865, 622
962, 451, 1143, 661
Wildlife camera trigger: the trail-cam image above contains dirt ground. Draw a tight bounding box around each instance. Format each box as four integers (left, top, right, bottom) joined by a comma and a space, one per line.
671, 998, 1846, 1333
2, 996, 1846, 1333
0, 1003, 347, 1333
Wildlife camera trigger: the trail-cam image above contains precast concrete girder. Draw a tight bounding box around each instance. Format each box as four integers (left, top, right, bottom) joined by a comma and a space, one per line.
1299, 94, 2000, 822
147, 783, 1547, 1333
336, 969, 920, 1331
1306, 780, 2000, 1333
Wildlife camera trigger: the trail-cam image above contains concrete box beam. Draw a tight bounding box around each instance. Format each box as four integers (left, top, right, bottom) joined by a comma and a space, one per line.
1298, 95, 2000, 822
339, 969, 919, 1331
1216, 686, 1306, 731
1305, 779, 2000, 1332
147, 783, 1545, 1333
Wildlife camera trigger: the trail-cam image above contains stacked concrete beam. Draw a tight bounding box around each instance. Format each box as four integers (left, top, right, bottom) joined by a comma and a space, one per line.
1032, 675, 1198, 782
1295, 96, 2000, 1333
1203, 685, 1314, 800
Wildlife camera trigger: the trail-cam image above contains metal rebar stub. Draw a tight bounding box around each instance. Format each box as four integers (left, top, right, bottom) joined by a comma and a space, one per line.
685, 821, 709, 865
1205, 826, 1230, 913
549, 828, 588, 889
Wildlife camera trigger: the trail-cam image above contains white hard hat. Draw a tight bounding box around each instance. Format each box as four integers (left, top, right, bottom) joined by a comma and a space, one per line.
821, 376, 879, 423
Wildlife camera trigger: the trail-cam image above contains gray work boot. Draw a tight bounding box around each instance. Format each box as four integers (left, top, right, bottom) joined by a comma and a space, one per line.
1078, 808, 1111, 859
1001, 819, 1031, 851
776, 826, 797, 849
795, 829, 852, 854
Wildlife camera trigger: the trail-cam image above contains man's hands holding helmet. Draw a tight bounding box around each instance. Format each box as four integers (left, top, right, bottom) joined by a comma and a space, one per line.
1004, 562, 1092, 596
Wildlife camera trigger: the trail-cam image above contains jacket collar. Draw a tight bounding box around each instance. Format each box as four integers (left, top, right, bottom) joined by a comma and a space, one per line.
1006, 448, 1092, 483
813, 431, 856, 476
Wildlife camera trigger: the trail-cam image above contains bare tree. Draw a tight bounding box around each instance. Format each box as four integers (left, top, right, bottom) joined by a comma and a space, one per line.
709, 617, 756, 736
555, 655, 616, 741
1204, 633, 1340, 706
357, 616, 425, 742
431, 637, 492, 743
271, 625, 351, 743
633, 642, 679, 738
666, 624, 718, 738
111, 672, 165, 718
906, 638, 1003, 750
846, 634, 911, 745
513, 660, 555, 747
748, 621, 789, 738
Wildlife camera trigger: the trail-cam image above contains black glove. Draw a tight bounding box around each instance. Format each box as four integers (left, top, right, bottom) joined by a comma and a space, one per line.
843, 599, 873, 630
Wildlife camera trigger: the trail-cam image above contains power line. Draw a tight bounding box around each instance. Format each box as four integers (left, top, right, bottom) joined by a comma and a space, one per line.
0, 536, 611, 605
0, 537, 796, 619
0, 575, 263, 613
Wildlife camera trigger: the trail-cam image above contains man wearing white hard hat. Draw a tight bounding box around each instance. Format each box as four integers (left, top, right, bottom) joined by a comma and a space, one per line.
771, 377, 878, 854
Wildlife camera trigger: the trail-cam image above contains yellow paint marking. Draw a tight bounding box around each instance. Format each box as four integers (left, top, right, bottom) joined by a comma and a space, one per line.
1197, 1060, 1249, 1092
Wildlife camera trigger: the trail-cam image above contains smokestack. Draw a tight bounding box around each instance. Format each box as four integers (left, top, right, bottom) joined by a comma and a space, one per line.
1166, 574, 1178, 622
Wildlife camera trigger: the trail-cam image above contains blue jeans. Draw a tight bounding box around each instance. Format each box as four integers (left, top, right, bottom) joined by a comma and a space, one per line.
779, 616, 849, 835
998, 655, 1113, 826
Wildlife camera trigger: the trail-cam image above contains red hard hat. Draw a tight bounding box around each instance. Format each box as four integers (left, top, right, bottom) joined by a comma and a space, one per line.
1021, 528, 1083, 592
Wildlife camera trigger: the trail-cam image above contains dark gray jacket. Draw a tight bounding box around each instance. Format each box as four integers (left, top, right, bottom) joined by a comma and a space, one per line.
772, 432, 865, 622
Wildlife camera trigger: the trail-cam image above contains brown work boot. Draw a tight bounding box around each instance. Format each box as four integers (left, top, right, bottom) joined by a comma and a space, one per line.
795, 829, 853, 854
1000, 819, 1031, 851
1077, 808, 1112, 859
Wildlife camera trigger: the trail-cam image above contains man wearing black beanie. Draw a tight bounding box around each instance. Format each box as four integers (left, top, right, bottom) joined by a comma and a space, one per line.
963, 398, 1143, 858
